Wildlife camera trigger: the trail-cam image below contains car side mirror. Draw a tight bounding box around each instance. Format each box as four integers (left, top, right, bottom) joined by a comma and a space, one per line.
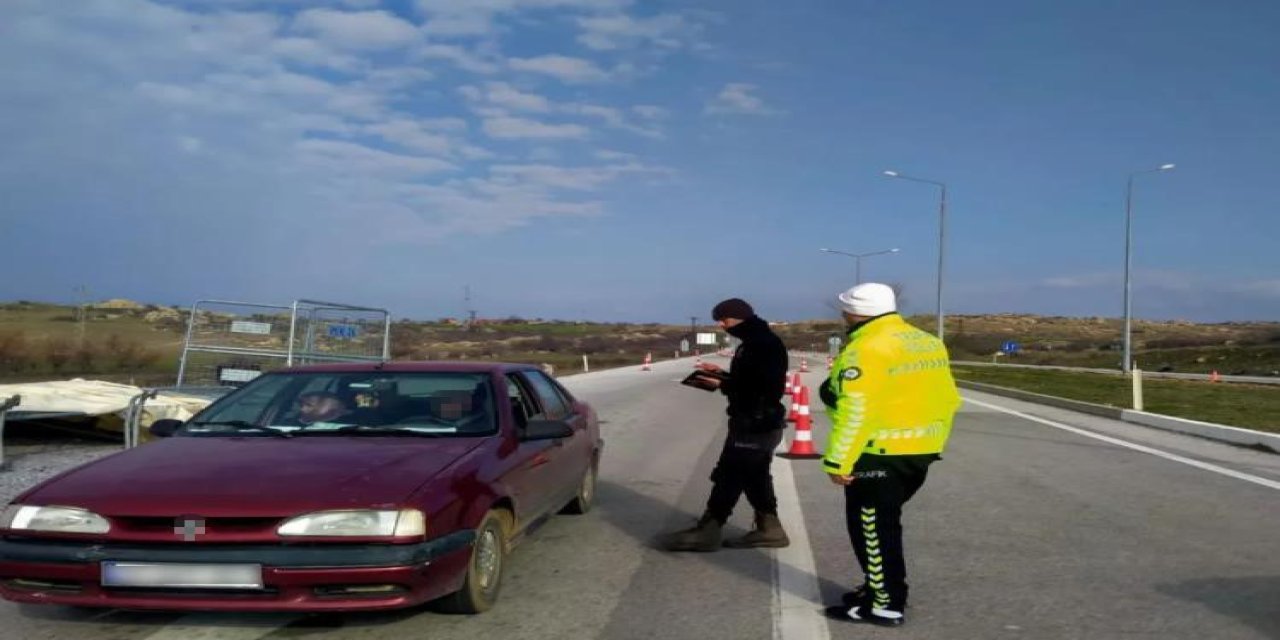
149, 419, 184, 438
521, 419, 573, 441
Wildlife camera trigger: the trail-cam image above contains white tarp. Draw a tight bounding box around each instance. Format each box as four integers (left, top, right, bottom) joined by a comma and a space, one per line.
0, 379, 213, 428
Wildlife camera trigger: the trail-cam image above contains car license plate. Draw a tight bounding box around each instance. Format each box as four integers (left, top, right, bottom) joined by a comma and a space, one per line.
101, 562, 263, 589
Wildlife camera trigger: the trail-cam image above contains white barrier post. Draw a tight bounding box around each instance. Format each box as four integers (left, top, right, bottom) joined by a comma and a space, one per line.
0, 395, 21, 471
582, 354, 590, 373
1132, 364, 1144, 412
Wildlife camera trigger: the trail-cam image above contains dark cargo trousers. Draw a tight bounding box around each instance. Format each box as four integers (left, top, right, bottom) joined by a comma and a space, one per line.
705, 428, 785, 524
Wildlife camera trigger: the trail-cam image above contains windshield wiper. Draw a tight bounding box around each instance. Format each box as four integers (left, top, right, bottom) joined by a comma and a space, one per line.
292, 425, 453, 437
187, 420, 291, 437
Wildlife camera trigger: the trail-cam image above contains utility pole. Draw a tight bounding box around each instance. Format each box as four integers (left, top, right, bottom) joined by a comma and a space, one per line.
690, 316, 697, 348
464, 286, 477, 331
74, 285, 89, 347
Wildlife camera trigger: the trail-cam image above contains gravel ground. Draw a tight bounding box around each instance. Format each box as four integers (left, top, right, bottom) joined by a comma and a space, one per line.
0, 444, 119, 505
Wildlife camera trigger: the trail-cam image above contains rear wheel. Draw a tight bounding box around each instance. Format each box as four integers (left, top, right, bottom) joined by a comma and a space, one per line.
433, 510, 508, 614
561, 457, 598, 515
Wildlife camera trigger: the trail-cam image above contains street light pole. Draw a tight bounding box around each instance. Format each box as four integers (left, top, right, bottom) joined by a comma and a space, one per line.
1122, 163, 1175, 373
883, 171, 948, 340
819, 247, 901, 285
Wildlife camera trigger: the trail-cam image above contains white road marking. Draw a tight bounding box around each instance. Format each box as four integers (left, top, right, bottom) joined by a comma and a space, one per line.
139, 613, 297, 640
771, 456, 831, 640
966, 397, 1280, 491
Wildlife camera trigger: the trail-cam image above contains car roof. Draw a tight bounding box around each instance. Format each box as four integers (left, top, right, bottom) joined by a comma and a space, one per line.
276, 361, 539, 375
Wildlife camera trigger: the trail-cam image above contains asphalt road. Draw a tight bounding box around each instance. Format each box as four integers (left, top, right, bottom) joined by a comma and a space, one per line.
1, 355, 1277, 640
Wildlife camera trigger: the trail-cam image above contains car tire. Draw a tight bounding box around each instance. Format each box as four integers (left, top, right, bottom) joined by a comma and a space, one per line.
432, 510, 508, 614
561, 457, 597, 515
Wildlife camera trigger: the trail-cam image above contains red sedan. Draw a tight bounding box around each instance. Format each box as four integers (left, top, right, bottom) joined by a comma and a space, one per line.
0, 362, 602, 613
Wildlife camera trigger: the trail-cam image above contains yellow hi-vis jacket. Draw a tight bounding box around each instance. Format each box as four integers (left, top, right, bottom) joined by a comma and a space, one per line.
822, 314, 962, 476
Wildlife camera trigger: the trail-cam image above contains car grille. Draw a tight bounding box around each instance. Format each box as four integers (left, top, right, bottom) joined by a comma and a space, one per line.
108, 516, 282, 542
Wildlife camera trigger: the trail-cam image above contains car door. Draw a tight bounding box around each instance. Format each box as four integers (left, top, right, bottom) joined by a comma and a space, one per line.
520, 370, 586, 506
501, 373, 561, 524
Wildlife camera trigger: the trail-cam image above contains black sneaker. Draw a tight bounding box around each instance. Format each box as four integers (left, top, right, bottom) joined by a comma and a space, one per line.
823, 604, 905, 627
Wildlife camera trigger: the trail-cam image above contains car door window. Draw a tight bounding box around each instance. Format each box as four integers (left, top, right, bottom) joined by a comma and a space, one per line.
505, 374, 540, 430
523, 371, 570, 420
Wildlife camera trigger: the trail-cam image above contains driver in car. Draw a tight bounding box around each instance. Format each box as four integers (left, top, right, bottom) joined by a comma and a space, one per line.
296, 391, 354, 426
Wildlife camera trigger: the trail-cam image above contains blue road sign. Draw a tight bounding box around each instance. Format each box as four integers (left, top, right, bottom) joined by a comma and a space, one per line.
1001, 340, 1020, 354
327, 324, 360, 340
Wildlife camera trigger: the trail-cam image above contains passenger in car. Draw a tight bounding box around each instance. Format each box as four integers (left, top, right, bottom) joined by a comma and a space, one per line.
431, 387, 491, 431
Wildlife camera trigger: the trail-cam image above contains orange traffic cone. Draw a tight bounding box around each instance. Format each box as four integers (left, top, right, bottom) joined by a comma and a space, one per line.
779, 387, 821, 459
787, 388, 800, 422
1210, 370, 1221, 383
826, 356, 834, 370
800, 358, 809, 373
783, 371, 794, 396
642, 353, 652, 371
791, 372, 802, 396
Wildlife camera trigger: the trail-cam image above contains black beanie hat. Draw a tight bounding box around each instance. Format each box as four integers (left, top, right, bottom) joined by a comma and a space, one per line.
711, 298, 755, 321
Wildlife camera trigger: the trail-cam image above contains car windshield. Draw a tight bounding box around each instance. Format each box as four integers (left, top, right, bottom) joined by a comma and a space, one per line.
183, 371, 497, 437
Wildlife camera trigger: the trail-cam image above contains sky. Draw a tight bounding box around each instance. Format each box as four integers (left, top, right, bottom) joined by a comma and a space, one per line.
1, 0, 1277, 324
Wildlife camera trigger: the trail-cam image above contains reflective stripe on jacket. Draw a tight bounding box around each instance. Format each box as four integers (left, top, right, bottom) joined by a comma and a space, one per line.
822, 314, 962, 475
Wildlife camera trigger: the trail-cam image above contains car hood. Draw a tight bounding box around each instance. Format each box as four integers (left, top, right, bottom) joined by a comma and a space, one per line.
17, 436, 486, 517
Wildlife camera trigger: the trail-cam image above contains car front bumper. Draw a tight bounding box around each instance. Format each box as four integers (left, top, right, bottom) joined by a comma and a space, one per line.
0, 531, 475, 612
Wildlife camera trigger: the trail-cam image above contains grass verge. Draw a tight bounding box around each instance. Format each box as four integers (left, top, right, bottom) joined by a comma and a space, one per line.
953, 366, 1280, 434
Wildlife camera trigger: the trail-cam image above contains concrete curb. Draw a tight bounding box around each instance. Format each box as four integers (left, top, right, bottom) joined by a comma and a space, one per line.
956, 380, 1280, 454
956, 381, 1124, 419
1118, 410, 1280, 454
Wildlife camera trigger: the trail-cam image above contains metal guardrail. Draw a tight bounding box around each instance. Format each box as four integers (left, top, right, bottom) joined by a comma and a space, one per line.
123, 386, 235, 449
954, 360, 1280, 385
0, 395, 21, 471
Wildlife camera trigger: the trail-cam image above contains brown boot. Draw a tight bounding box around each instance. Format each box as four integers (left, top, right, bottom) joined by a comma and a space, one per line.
724, 512, 790, 548
658, 514, 722, 552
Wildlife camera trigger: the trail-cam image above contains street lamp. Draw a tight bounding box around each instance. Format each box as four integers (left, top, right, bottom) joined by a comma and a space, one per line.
819, 247, 901, 284
882, 170, 948, 340
1122, 163, 1176, 373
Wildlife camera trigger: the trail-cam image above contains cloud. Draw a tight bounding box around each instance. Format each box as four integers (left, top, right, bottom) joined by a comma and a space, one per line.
490, 162, 664, 191
482, 116, 590, 140
364, 119, 455, 155
293, 9, 421, 50
1, 0, 683, 281
1228, 280, 1280, 299
595, 149, 637, 161
462, 82, 552, 112
633, 105, 669, 119
509, 55, 610, 83
461, 83, 663, 138
566, 103, 661, 138
705, 83, 778, 116
417, 44, 501, 73
271, 37, 364, 71
415, 0, 629, 37
297, 139, 456, 175
576, 13, 697, 51
1042, 273, 1117, 289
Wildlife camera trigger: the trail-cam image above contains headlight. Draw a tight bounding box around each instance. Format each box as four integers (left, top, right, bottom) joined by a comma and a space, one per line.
277, 509, 425, 537
0, 505, 111, 534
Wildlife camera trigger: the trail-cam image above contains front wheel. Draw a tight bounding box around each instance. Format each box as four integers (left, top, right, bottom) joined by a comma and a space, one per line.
561, 457, 598, 515
432, 510, 508, 614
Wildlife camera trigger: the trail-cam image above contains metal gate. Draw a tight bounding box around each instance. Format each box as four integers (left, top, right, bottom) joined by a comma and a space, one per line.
175, 299, 391, 387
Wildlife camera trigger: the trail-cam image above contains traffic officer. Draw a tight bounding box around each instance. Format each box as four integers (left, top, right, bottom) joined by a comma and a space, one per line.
819, 283, 962, 627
